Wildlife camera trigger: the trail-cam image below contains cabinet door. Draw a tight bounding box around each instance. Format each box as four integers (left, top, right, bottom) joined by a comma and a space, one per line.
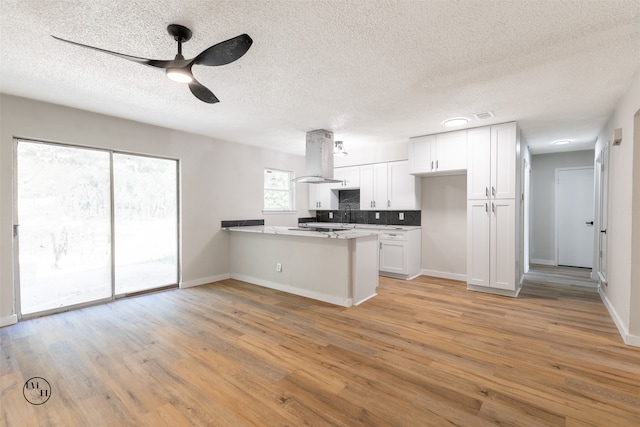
467, 200, 491, 287
409, 135, 434, 175
308, 183, 336, 210
467, 126, 491, 200
335, 166, 360, 189
435, 130, 467, 172
490, 199, 515, 290
360, 164, 376, 210
491, 122, 516, 199
380, 240, 407, 274
388, 160, 420, 210
373, 163, 388, 209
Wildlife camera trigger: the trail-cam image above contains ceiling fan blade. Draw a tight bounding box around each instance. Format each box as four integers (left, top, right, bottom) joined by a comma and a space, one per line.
188, 78, 219, 104
51, 35, 184, 69
194, 34, 253, 66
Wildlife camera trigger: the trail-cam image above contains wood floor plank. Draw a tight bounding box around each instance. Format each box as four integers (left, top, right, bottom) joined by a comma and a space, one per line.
1, 276, 639, 425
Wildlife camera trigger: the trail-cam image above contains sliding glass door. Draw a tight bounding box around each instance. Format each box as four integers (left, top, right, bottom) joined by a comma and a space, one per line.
16, 140, 179, 316
113, 153, 178, 294
17, 142, 112, 314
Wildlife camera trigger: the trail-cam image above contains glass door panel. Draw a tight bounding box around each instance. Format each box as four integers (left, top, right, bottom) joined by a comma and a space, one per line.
113, 154, 178, 294
17, 142, 112, 314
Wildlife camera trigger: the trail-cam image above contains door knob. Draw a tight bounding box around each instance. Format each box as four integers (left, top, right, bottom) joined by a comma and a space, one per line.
585, 221, 594, 226
600, 229, 607, 234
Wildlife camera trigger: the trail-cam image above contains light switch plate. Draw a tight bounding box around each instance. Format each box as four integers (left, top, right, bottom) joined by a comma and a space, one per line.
375, 212, 380, 219
329, 212, 333, 219
399, 212, 404, 220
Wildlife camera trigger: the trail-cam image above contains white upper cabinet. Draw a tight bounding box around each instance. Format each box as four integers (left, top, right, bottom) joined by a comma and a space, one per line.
467, 122, 517, 200
409, 130, 467, 176
360, 163, 388, 210
361, 161, 421, 211
332, 166, 360, 189
491, 122, 517, 200
308, 183, 337, 210
409, 135, 434, 174
388, 160, 421, 210
466, 126, 492, 200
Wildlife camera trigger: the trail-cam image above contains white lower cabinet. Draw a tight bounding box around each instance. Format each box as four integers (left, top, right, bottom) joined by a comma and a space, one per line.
467, 199, 516, 292
377, 228, 421, 279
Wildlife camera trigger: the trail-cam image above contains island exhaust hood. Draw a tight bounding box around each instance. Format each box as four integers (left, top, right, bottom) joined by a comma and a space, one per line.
292, 129, 341, 184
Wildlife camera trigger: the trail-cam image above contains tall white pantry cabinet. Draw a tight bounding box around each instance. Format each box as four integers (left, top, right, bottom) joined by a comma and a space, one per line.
466, 122, 522, 296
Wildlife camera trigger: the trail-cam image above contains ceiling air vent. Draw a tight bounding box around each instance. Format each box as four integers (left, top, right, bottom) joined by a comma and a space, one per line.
474, 111, 495, 120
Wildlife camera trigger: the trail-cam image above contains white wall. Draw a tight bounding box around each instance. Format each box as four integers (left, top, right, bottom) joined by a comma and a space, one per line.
420, 175, 467, 280
529, 150, 595, 265
0, 94, 310, 325
595, 69, 640, 346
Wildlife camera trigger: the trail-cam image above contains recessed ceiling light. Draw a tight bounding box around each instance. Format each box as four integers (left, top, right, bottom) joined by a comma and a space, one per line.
553, 139, 571, 145
443, 117, 469, 127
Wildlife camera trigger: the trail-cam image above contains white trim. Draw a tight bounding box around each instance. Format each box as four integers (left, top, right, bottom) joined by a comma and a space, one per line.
419, 269, 467, 282
231, 273, 353, 307
599, 288, 640, 347
0, 315, 18, 328
181, 274, 231, 289
530, 258, 556, 266
467, 284, 521, 298
354, 292, 377, 306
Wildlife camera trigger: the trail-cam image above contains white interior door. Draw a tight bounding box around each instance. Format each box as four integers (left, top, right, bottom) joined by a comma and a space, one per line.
556, 167, 594, 268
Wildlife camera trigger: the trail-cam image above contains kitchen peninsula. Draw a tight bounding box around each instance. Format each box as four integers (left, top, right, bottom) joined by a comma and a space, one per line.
225, 225, 379, 307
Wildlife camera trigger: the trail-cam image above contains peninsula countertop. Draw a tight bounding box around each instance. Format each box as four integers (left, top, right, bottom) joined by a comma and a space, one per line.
223, 225, 377, 239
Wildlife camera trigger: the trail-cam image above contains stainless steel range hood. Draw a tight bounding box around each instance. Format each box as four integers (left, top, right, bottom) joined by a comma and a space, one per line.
292, 129, 342, 184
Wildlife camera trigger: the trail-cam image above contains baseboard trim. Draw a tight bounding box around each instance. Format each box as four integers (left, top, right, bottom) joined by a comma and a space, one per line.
599, 288, 639, 347
530, 258, 556, 266
181, 274, 231, 289
420, 269, 467, 282
0, 314, 18, 328
231, 273, 352, 307
467, 283, 520, 298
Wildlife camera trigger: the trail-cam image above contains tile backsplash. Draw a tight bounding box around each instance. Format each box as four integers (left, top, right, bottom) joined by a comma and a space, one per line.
310, 188, 420, 226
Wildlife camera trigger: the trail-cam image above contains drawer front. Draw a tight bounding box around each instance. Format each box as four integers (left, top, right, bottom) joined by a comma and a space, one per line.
380, 231, 408, 241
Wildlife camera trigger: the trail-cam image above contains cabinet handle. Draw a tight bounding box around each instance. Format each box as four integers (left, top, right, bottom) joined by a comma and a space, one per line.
485, 203, 488, 213
435, 160, 439, 170
387, 200, 390, 208
492, 186, 496, 196
492, 203, 495, 213
485, 187, 489, 197
430, 160, 434, 170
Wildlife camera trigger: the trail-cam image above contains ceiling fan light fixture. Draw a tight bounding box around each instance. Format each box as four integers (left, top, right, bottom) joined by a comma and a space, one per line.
334, 141, 348, 156
443, 117, 469, 127
166, 68, 193, 84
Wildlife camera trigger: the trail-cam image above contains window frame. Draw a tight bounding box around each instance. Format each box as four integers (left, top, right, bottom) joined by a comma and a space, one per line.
263, 167, 296, 213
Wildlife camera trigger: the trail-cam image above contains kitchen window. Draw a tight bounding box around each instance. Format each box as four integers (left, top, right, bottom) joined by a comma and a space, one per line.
264, 168, 295, 212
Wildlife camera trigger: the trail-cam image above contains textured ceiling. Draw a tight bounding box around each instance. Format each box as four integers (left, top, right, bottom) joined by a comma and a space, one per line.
1, 1, 639, 156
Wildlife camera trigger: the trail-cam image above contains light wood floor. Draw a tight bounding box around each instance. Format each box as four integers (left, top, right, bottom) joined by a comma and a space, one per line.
2, 276, 639, 426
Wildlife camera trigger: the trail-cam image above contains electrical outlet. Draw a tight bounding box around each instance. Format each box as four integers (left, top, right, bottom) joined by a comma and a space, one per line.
399, 212, 404, 220
329, 212, 333, 219
375, 212, 380, 219
276, 262, 282, 272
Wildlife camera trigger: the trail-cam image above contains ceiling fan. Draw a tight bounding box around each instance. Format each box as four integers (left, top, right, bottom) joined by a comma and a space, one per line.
52, 24, 253, 104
